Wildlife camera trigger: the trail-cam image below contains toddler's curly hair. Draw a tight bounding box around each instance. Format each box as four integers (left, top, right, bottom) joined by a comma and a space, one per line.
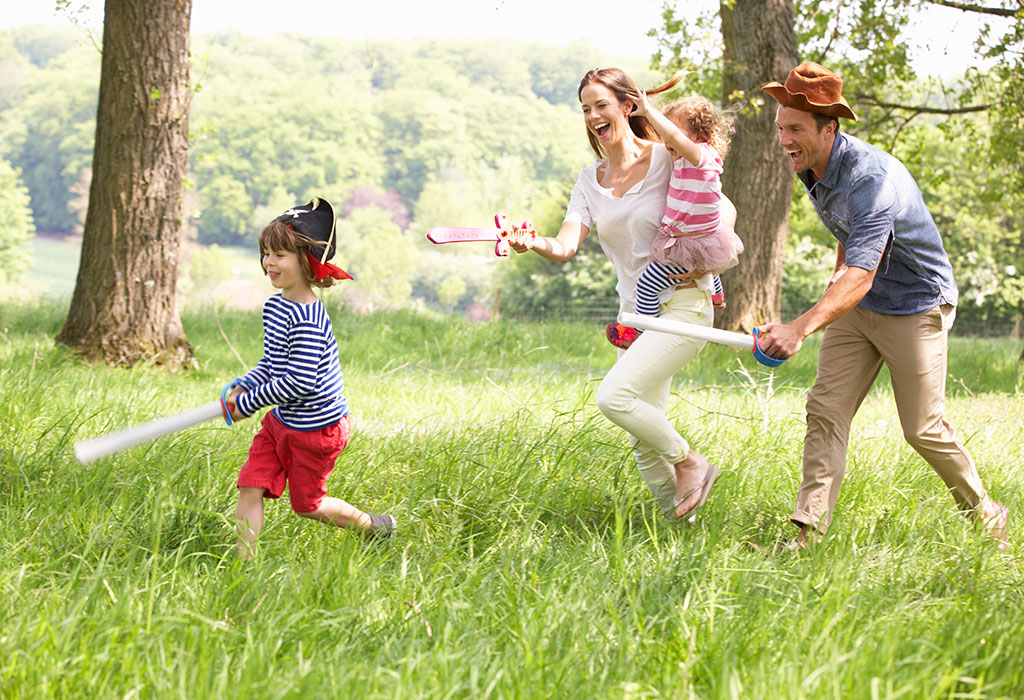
664, 96, 734, 158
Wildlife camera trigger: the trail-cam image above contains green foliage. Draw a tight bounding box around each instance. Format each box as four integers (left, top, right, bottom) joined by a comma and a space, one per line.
1, 299, 1022, 697
0, 34, 98, 232
902, 115, 1023, 328
0, 157, 34, 285
7, 24, 77, 69
781, 235, 834, 316
437, 275, 467, 311
195, 175, 251, 245
184, 33, 593, 249
178, 243, 235, 302
334, 205, 420, 310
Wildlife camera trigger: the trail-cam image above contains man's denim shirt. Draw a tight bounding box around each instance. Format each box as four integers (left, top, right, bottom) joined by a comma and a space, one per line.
797, 132, 958, 315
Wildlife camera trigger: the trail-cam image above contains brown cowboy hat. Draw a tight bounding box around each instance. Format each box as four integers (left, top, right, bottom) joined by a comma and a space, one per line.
761, 61, 857, 121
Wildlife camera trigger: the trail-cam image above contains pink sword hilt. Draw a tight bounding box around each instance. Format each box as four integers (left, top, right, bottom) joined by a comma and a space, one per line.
493, 213, 537, 256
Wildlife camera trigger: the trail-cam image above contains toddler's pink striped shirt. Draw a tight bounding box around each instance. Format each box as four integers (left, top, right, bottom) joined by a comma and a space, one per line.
661, 142, 723, 235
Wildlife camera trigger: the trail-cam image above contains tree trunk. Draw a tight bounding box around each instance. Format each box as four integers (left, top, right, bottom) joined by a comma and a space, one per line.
57, 0, 194, 368
717, 0, 798, 331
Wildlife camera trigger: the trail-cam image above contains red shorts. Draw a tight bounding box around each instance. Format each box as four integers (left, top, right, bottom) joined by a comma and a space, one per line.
237, 412, 351, 513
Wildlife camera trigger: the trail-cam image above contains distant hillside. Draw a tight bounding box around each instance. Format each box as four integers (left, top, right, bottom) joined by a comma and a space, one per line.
0, 25, 660, 243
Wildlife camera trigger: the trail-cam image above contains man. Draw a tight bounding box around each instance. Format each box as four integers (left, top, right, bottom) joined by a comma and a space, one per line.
758, 62, 1007, 548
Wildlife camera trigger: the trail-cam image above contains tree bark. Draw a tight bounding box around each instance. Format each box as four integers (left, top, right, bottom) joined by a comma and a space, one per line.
717, 0, 799, 330
57, 0, 194, 368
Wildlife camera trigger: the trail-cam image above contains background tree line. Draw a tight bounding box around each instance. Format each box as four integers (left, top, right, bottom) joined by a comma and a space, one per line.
0, 24, 651, 317
0, 15, 1020, 335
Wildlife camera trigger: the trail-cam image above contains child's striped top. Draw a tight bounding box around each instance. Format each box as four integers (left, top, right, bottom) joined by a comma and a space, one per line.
661, 142, 723, 235
234, 294, 347, 431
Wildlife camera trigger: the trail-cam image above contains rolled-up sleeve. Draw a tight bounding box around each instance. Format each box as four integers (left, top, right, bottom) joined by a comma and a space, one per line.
843, 173, 897, 271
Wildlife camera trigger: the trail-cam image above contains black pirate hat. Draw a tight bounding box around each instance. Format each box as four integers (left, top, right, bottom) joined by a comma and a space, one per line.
275, 197, 353, 281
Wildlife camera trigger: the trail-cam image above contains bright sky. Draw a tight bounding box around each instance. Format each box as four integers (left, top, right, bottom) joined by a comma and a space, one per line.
2, 0, 989, 76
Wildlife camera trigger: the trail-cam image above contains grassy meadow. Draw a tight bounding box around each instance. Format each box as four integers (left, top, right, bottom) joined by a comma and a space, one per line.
1, 299, 1023, 699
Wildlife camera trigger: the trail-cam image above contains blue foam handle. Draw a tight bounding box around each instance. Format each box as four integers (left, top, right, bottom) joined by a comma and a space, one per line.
220, 380, 243, 426
751, 327, 787, 367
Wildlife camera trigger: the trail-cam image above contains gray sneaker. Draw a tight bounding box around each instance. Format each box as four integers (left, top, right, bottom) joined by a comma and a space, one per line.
368, 513, 397, 538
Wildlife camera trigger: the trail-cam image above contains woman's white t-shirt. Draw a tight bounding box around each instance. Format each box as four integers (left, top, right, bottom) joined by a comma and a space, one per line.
563, 142, 713, 318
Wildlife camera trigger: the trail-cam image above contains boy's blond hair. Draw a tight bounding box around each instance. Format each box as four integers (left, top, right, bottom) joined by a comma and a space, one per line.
258, 220, 336, 289
664, 96, 735, 158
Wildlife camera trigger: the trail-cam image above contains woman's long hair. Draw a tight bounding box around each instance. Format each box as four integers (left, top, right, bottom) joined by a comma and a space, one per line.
577, 68, 685, 158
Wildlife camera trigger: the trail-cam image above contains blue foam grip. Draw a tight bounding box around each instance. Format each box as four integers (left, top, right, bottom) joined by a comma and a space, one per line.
751, 327, 787, 367
220, 380, 243, 426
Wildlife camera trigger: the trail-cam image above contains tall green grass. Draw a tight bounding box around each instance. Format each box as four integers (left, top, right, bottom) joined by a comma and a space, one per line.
1, 300, 1022, 699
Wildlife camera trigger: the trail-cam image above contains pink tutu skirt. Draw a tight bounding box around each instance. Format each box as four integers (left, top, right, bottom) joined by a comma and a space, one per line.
649, 223, 744, 274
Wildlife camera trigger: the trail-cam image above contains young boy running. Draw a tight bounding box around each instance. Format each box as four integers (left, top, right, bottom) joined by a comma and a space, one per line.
228, 197, 396, 557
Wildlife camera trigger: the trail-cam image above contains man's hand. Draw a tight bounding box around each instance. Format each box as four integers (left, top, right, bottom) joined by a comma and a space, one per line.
756, 321, 805, 360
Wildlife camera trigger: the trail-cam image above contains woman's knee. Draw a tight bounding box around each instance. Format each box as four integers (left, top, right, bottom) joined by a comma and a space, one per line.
596, 378, 634, 417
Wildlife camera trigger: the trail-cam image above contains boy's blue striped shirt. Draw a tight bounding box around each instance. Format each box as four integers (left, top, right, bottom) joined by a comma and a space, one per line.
234, 294, 347, 431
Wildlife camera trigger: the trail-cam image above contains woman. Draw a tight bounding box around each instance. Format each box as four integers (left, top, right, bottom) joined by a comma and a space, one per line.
511, 68, 734, 519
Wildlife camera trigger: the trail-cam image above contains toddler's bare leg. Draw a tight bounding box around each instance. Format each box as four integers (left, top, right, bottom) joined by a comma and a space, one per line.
298, 496, 372, 532
235, 486, 266, 558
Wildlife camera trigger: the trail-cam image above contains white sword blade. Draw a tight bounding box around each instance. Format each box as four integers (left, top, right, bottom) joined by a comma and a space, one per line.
620, 313, 755, 351
74, 400, 226, 464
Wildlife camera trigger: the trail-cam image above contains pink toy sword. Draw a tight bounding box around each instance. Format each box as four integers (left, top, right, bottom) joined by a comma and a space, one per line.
427, 213, 536, 257
73, 381, 241, 464
620, 313, 788, 368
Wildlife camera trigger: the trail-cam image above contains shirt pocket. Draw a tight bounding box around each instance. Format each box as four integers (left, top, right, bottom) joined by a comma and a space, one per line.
822, 206, 851, 234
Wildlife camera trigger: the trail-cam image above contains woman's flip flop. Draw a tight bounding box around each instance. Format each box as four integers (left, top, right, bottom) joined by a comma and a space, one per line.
674, 464, 719, 523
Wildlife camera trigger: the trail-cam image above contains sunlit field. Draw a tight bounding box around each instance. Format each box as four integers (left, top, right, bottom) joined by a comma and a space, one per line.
1, 300, 1022, 699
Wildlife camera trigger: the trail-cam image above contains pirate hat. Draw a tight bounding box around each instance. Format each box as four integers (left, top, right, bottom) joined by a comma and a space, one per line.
275, 197, 353, 281
761, 61, 857, 121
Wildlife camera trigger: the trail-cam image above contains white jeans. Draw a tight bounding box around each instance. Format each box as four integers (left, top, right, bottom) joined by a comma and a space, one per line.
596, 287, 713, 515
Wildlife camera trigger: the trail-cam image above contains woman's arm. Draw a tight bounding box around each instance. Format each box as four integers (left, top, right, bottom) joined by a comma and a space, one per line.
510, 219, 589, 262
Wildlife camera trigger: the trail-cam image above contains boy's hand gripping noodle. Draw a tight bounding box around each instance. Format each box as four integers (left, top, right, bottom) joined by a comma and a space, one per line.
427, 213, 537, 257
73, 381, 242, 464
620, 313, 788, 368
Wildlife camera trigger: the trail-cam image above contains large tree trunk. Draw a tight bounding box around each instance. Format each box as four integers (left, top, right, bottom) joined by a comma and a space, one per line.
717, 0, 798, 331
57, 0, 194, 368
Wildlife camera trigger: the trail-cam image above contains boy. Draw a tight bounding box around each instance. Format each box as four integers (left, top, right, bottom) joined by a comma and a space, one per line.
228, 197, 396, 557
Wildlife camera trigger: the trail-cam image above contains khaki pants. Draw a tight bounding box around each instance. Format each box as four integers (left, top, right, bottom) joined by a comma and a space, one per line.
597, 287, 713, 516
793, 304, 988, 530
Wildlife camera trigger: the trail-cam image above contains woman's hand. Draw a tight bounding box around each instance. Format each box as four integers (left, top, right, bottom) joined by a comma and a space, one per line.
512, 221, 587, 262
509, 237, 535, 254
